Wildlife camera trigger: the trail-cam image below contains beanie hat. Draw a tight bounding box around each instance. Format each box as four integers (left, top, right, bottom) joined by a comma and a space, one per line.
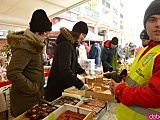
30, 9, 52, 32
143, 0, 160, 29
140, 30, 149, 40
111, 37, 118, 45
72, 21, 88, 35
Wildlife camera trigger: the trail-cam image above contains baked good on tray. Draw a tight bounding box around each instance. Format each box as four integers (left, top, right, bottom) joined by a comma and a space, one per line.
51, 96, 80, 106
83, 99, 107, 108
79, 99, 107, 116
25, 103, 57, 120
56, 110, 86, 120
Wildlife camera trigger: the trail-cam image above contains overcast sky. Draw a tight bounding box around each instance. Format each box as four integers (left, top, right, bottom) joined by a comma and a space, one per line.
125, 1, 149, 28
125, 0, 153, 41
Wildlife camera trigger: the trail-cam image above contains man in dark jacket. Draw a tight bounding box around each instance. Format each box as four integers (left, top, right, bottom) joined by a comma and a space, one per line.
45, 21, 89, 102
101, 37, 118, 72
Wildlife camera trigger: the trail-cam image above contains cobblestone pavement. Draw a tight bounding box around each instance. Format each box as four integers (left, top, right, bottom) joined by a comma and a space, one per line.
101, 102, 117, 120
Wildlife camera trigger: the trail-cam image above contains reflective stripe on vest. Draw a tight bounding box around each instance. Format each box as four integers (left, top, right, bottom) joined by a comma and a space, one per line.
128, 106, 160, 116
125, 76, 141, 87
126, 76, 160, 115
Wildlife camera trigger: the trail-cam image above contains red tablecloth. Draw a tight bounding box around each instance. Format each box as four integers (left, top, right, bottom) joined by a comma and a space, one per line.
0, 80, 12, 88
0, 71, 49, 88
44, 72, 50, 77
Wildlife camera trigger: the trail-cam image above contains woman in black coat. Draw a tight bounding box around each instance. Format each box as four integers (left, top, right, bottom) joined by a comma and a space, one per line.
45, 21, 89, 101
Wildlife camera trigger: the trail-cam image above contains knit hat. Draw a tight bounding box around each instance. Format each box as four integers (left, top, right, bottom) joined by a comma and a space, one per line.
72, 21, 88, 35
111, 37, 118, 45
140, 30, 149, 40
30, 9, 52, 32
143, 0, 160, 29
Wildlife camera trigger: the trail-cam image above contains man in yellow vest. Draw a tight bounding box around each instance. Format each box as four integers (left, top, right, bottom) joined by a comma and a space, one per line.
110, 0, 160, 120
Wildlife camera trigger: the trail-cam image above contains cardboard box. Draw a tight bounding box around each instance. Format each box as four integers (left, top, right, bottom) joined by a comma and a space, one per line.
63, 85, 115, 102
63, 86, 85, 96
86, 77, 102, 84
85, 77, 115, 102
87, 83, 110, 93
44, 104, 93, 120
85, 90, 116, 102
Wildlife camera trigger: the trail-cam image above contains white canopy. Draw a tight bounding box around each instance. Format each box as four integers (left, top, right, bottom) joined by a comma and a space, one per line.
52, 19, 75, 31
85, 31, 102, 41
0, 0, 90, 31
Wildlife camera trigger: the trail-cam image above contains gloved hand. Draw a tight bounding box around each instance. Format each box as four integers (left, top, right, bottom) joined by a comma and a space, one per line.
109, 67, 113, 72
111, 74, 123, 83
120, 69, 127, 77
81, 84, 89, 90
103, 71, 117, 79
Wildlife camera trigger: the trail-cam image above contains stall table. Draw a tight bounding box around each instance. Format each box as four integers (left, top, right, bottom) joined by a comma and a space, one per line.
0, 80, 12, 120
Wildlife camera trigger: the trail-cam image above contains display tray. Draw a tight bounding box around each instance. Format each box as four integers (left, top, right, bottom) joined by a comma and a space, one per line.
46, 104, 93, 120
14, 112, 29, 120
14, 100, 58, 120
78, 98, 108, 119
51, 95, 81, 108
13, 97, 110, 120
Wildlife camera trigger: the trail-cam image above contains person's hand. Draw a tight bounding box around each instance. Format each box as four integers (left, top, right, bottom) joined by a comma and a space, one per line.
81, 84, 89, 90
110, 79, 124, 95
103, 71, 117, 79
84, 70, 89, 76
111, 74, 123, 83
120, 69, 127, 77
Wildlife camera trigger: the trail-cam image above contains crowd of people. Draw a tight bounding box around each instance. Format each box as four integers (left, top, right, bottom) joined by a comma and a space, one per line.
40, 24, 150, 74
75, 38, 142, 73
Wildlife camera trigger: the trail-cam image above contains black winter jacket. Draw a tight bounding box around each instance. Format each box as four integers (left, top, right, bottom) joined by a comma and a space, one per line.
89, 43, 101, 66
101, 41, 117, 72
45, 28, 84, 101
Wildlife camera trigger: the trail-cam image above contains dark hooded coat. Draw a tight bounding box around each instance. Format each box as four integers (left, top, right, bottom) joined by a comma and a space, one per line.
45, 27, 84, 102
88, 42, 101, 66
6, 29, 45, 117
101, 40, 117, 72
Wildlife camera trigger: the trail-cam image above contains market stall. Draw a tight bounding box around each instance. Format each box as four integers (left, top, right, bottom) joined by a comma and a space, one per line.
12, 70, 117, 120
0, 80, 12, 120
0, 0, 90, 31
0, 66, 51, 120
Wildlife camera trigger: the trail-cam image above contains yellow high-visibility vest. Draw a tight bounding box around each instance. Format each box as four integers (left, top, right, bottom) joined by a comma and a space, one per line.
117, 45, 160, 120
